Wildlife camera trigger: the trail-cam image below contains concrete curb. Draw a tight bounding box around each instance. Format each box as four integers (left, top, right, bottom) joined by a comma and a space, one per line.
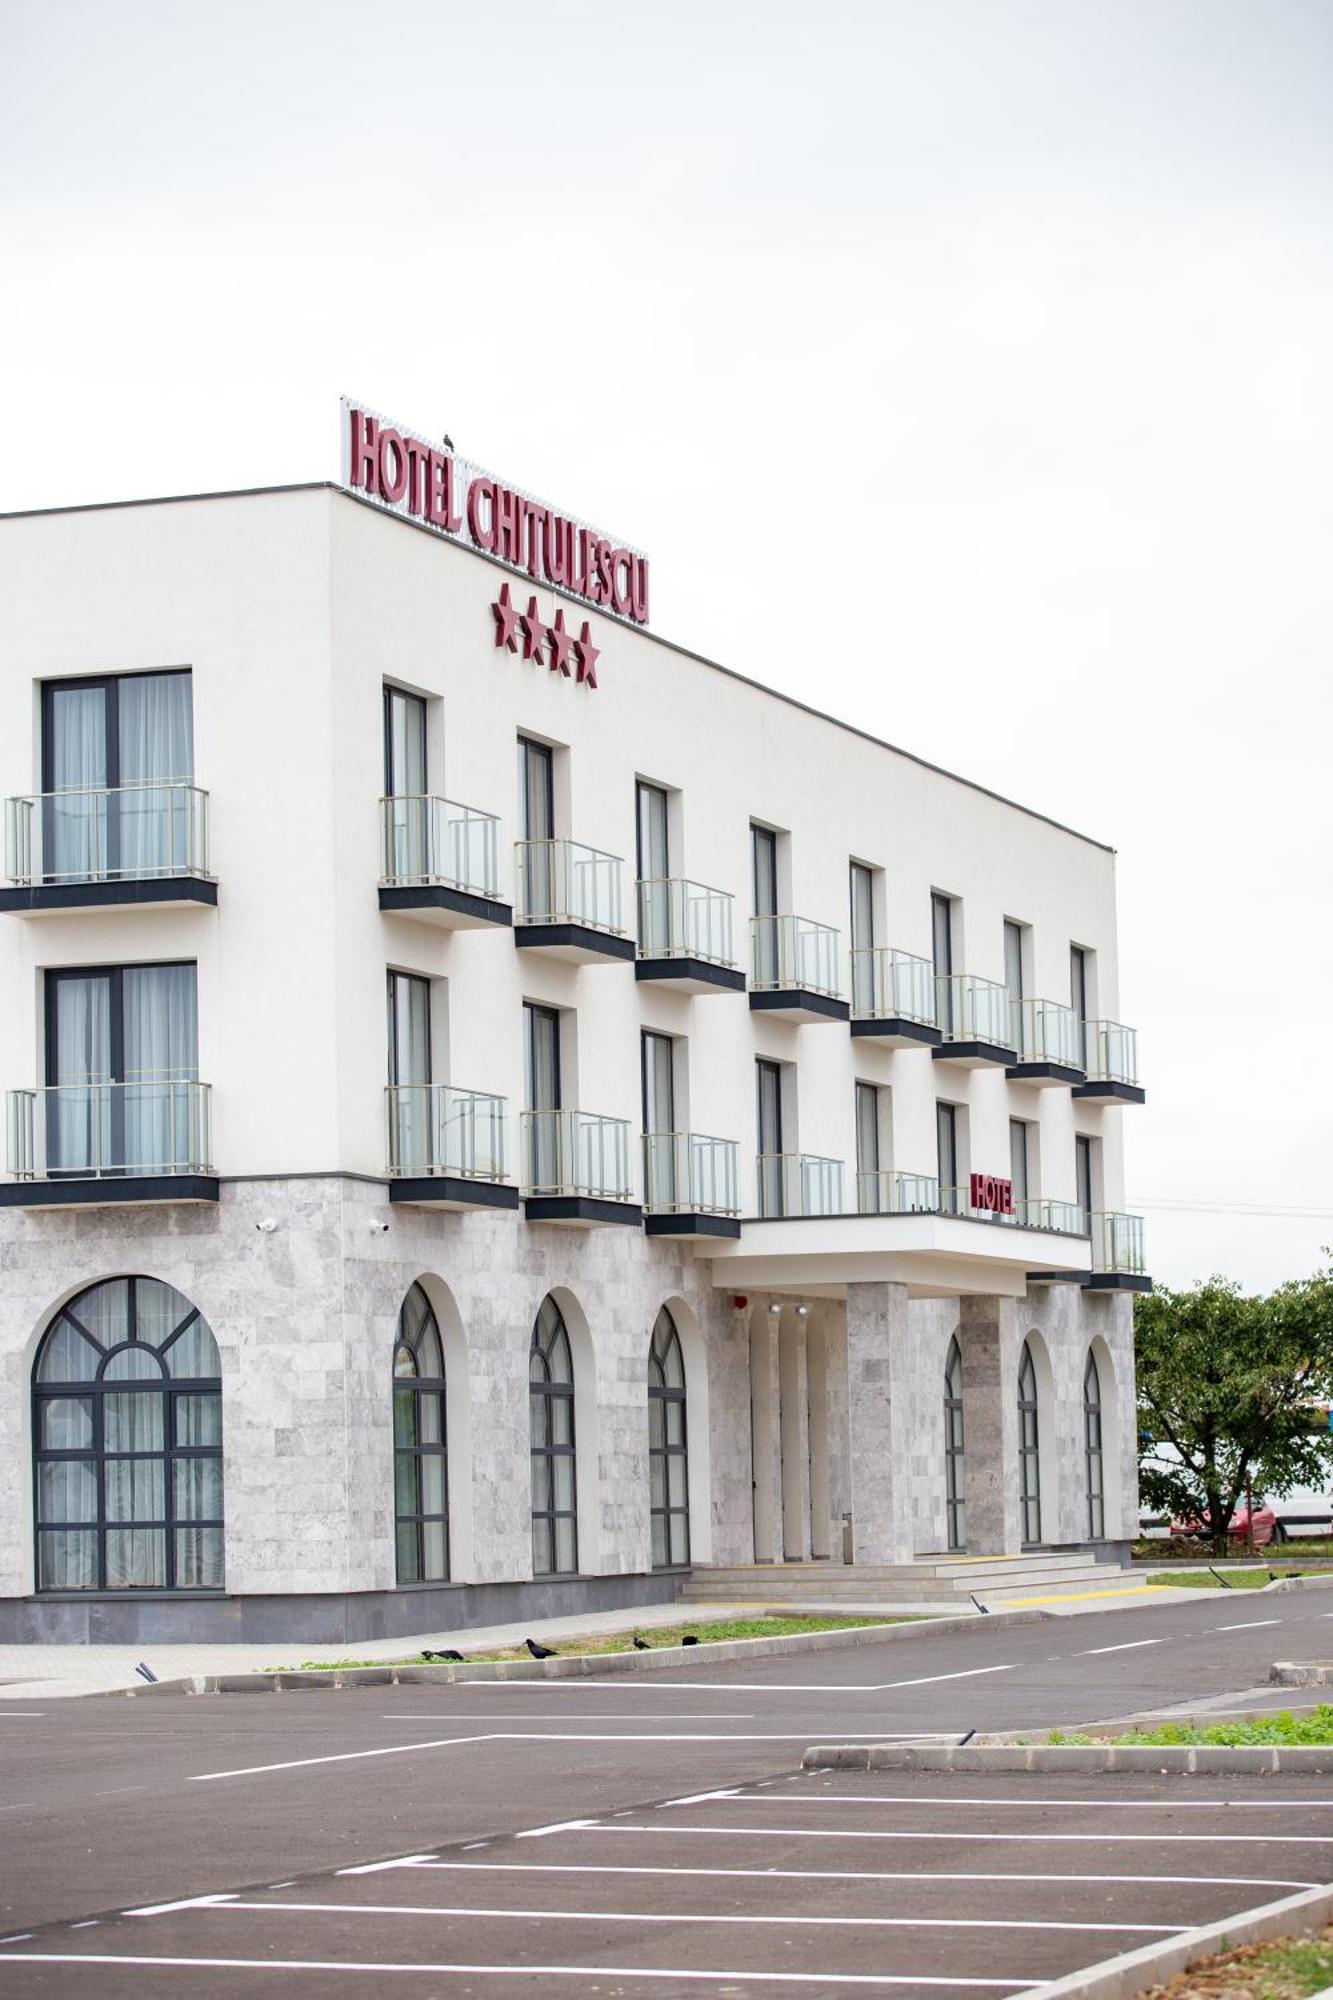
802, 1742, 1333, 1773
115, 1605, 1053, 1694
1013, 1880, 1333, 2000
1273, 1661, 1333, 1686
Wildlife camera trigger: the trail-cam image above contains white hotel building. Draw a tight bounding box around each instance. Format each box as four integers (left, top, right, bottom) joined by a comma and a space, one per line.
0, 416, 1148, 1642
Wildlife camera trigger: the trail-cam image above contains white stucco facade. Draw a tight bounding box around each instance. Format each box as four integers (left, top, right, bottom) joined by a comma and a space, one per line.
0, 477, 1145, 1641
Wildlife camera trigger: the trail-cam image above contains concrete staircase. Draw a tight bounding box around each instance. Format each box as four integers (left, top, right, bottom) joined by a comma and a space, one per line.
680, 1551, 1125, 1607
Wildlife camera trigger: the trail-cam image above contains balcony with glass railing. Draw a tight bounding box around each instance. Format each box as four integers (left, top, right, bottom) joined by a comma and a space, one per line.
2, 1077, 217, 1205
1088, 1210, 1149, 1288
636, 878, 744, 993
755, 1152, 844, 1219
849, 947, 940, 1046
1073, 1020, 1146, 1106
749, 915, 848, 1023
1, 784, 215, 913
378, 795, 508, 927
1007, 997, 1086, 1085
932, 972, 1018, 1066
514, 839, 634, 963
384, 1083, 518, 1211
643, 1132, 741, 1239
520, 1108, 640, 1223
856, 1168, 940, 1216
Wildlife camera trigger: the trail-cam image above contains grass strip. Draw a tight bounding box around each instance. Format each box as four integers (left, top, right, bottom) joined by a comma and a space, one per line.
1141, 1918, 1333, 2000
1045, 1705, 1333, 1747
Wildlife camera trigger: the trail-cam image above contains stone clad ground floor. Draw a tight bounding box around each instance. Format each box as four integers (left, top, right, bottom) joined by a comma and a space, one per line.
0, 1175, 1138, 1643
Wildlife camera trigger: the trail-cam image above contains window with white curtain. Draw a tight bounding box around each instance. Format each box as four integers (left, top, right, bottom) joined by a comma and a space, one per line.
32, 1276, 223, 1592
41, 671, 193, 882
46, 964, 199, 1176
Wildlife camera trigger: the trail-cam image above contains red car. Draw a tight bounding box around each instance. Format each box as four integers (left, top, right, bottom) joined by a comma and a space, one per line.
1171, 1500, 1281, 1546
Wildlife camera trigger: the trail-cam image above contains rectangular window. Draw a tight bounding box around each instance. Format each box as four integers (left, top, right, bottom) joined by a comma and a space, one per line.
1070, 944, 1089, 1066
1009, 1117, 1030, 1222
850, 863, 875, 1014
524, 1001, 562, 1193
636, 782, 670, 882
752, 826, 778, 918
517, 736, 555, 842
45, 963, 198, 1177
756, 1058, 784, 1217
1075, 1133, 1095, 1228
386, 971, 432, 1174
383, 687, 427, 797
936, 1101, 958, 1212
932, 891, 954, 1031
641, 1030, 675, 1134
1004, 920, 1025, 1007
42, 670, 194, 883
855, 1081, 880, 1214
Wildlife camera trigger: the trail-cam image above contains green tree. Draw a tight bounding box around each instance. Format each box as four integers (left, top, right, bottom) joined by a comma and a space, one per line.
1136, 1267, 1333, 1555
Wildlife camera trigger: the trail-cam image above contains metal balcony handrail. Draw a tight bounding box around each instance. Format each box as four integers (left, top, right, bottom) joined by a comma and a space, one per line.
1092, 1209, 1146, 1273
1019, 1197, 1087, 1236
384, 1082, 508, 1182
642, 1130, 740, 1215
6, 1078, 213, 1180
515, 838, 625, 935
755, 1150, 843, 1219
521, 1108, 632, 1199
637, 877, 736, 967
1012, 996, 1084, 1069
1084, 1019, 1140, 1087
856, 1168, 940, 1216
935, 971, 1014, 1046
5, 782, 210, 886
750, 913, 842, 998
849, 946, 935, 1024
379, 795, 500, 898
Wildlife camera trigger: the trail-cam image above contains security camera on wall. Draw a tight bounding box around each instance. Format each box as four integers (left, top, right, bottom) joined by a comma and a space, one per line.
255, 1217, 278, 1234
370, 1219, 390, 1234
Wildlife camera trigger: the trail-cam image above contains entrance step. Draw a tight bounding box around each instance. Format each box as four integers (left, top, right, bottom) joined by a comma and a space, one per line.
680, 1552, 1123, 1606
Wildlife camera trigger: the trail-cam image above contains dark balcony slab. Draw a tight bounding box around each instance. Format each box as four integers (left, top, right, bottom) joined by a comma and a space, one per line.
389, 1176, 520, 1212
850, 1016, 942, 1048
0, 878, 217, 915
749, 990, 850, 1025
1006, 1060, 1087, 1088
379, 884, 512, 930
1085, 1271, 1153, 1292
1072, 1079, 1147, 1106
644, 1211, 742, 1240
515, 923, 635, 965
0, 1174, 220, 1209
932, 1039, 1018, 1069
1027, 1268, 1091, 1286
524, 1193, 643, 1228
636, 956, 746, 995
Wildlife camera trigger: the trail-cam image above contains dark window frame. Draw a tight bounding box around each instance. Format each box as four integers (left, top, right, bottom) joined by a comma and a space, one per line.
1018, 1340, 1042, 1545
944, 1333, 966, 1551
393, 1282, 449, 1585
648, 1306, 690, 1570
530, 1296, 578, 1578
383, 685, 428, 798
1084, 1349, 1105, 1539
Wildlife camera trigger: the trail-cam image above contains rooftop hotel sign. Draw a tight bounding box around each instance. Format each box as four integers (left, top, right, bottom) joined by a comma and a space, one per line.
340, 399, 650, 627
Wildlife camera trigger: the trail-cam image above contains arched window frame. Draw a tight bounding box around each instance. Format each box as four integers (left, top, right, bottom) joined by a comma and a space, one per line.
530, 1296, 578, 1578
32, 1275, 222, 1593
1017, 1339, 1042, 1546
648, 1306, 689, 1569
943, 1333, 966, 1552
393, 1283, 449, 1584
1084, 1348, 1105, 1539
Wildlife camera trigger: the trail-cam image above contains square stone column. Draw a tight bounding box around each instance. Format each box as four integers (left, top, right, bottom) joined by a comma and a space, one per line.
845, 1281, 916, 1566
778, 1308, 812, 1561
749, 1306, 783, 1561
958, 1294, 1023, 1554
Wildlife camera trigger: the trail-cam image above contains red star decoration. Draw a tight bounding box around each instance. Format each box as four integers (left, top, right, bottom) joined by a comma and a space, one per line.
574, 622, 600, 688
520, 595, 548, 663
547, 607, 573, 676
492, 583, 519, 651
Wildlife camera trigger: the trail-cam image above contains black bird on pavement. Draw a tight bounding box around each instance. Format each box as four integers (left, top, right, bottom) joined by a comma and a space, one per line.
422, 1649, 464, 1663
525, 1638, 556, 1659
681, 1634, 699, 1646
632, 1636, 651, 1650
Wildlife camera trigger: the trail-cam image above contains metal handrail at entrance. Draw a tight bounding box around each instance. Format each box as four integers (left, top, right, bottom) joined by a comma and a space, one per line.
856, 1169, 940, 1216
521, 1109, 632, 1199
750, 914, 842, 997
643, 1131, 740, 1215
7, 1078, 213, 1180
385, 1083, 508, 1182
637, 877, 735, 967
755, 1151, 843, 1219
850, 946, 935, 1023
515, 838, 624, 934
380, 795, 500, 897
5, 782, 210, 885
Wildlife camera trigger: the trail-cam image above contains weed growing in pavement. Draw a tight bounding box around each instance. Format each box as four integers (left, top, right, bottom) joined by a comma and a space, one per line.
1143, 1568, 1333, 1589
1139, 1918, 1333, 2000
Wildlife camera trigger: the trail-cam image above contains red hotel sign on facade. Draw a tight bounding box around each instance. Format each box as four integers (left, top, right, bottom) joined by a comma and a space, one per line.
969, 1173, 1015, 1216
341, 400, 650, 627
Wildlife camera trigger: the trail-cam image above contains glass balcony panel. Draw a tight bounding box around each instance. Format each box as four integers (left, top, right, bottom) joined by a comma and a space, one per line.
755, 1152, 843, 1218
936, 972, 1013, 1045
521, 1109, 632, 1199
643, 1132, 739, 1215
1019, 1197, 1086, 1235
850, 947, 935, 1023
750, 915, 841, 997
637, 878, 735, 966
6, 1080, 212, 1179
1086, 1020, 1140, 1086
856, 1169, 940, 1216
1092, 1210, 1146, 1273
380, 795, 499, 897
1014, 997, 1083, 1068
385, 1084, 507, 1182
5, 785, 209, 886
516, 840, 623, 934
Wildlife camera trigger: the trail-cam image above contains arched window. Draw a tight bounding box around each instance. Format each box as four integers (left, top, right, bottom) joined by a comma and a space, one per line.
1084, 1349, 1105, 1539
1017, 1339, 1042, 1545
648, 1306, 689, 1569
943, 1334, 966, 1551
393, 1283, 448, 1583
33, 1276, 222, 1592
530, 1296, 577, 1577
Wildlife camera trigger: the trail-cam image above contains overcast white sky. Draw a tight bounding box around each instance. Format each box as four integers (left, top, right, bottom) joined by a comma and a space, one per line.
3, 1, 1330, 1292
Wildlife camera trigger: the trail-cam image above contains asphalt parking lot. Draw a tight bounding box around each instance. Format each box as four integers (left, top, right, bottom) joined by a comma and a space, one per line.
2, 1767, 1331, 1996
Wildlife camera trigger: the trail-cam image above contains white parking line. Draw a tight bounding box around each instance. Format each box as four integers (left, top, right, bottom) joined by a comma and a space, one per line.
401, 1860, 1319, 1891
0, 1953, 1034, 1987
1216, 1620, 1281, 1631
746, 1794, 1333, 1811
580, 1822, 1333, 1845
438, 1664, 1018, 1694
381, 1713, 760, 1721
205, 1896, 1186, 1936
1078, 1640, 1162, 1656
